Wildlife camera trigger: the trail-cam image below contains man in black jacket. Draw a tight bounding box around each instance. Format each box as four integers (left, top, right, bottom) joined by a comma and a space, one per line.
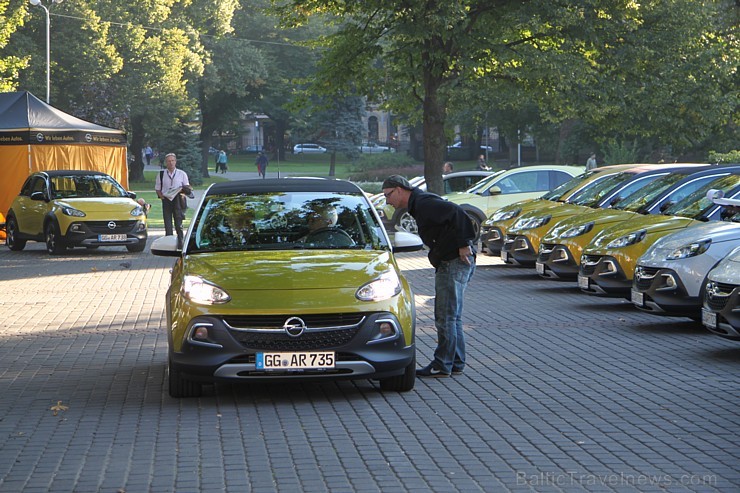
382, 175, 476, 377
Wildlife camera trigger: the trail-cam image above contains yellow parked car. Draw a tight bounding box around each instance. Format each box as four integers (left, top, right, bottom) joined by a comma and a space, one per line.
578, 170, 740, 298
480, 165, 641, 256
443, 165, 584, 238
537, 165, 719, 279
6, 170, 147, 254
501, 164, 674, 266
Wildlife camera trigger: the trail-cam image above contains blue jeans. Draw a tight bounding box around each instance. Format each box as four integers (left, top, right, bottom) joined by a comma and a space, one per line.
432, 256, 475, 373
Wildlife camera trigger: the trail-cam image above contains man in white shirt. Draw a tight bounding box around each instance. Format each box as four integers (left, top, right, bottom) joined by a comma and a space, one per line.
155, 153, 191, 247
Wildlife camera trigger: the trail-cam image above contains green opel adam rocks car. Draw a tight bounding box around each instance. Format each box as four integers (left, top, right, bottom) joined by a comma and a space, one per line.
151, 178, 423, 397
6, 170, 147, 254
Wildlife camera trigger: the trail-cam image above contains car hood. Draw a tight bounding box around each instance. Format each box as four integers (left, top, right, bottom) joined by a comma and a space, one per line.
639, 222, 740, 266
183, 250, 396, 291
707, 246, 740, 284
544, 209, 636, 241
54, 197, 138, 212
590, 214, 695, 249
445, 192, 479, 203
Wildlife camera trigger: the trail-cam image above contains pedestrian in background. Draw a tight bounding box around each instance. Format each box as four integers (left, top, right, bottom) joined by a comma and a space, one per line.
155, 153, 191, 248
381, 175, 476, 378
586, 153, 598, 170
256, 151, 269, 178
144, 145, 154, 166
477, 154, 491, 171
216, 150, 228, 173
443, 162, 454, 174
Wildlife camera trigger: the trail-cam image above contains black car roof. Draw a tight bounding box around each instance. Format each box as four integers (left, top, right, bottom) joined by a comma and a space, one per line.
206, 178, 364, 196
37, 170, 109, 177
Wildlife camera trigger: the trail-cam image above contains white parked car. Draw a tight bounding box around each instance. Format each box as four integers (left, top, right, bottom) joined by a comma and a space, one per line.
447, 141, 494, 152
359, 142, 395, 153
293, 143, 327, 154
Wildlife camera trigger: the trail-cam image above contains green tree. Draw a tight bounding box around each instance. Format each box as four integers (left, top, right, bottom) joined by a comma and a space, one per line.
0, 0, 28, 91
305, 94, 366, 176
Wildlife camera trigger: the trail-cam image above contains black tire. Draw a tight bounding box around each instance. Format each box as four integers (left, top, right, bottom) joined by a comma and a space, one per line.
167, 360, 202, 398
44, 220, 66, 255
6, 215, 26, 251
126, 241, 146, 253
379, 354, 416, 392
393, 209, 418, 234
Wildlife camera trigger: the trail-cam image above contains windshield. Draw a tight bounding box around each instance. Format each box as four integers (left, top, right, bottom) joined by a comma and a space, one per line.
615, 172, 719, 212
50, 174, 127, 199
187, 191, 389, 253
541, 171, 591, 201
567, 171, 638, 206
465, 170, 506, 194
662, 174, 740, 218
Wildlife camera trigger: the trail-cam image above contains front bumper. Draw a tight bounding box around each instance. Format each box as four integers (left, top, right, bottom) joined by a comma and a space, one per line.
63, 220, 147, 247
578, 254, 632, 297
170, 312, 415, 383
480, 226, 504, 255
501, 234, 537, 266
703, 283, 740, 340
537, 243, 579, 280
630, 266, 699, 318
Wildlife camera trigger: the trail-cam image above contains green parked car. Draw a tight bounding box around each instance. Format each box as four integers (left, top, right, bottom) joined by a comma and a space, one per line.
151, 178, 423, 397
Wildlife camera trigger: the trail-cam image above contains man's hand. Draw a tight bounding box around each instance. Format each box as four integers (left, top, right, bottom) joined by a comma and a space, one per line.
459, 245, 473, 265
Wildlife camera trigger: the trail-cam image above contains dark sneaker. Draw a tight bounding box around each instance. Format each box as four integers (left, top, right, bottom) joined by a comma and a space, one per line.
451, 368, 464, 375
416, 364, 450, 378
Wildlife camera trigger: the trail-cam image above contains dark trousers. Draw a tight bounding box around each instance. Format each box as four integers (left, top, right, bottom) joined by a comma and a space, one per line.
161, 198, 184, 246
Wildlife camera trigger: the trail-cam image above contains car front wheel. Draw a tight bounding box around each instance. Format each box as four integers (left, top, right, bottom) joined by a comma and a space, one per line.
167, 360, 202, 398
394, 209, 418, 235
6, 215, 26, 251
379, 354, 415, 392
45, 220, 66, 255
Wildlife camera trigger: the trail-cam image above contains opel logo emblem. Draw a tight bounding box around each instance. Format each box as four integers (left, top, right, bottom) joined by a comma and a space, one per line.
85, 133, 92, 143
107, 221, 117, 230
283, 317, 307, 337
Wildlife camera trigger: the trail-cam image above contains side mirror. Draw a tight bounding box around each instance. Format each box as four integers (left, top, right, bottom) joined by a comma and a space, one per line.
150, 235, 181, 257
390, 231, 424, 253
128, 191, 138, 200
30, 191, 47, 201
659, 201, 673, 213
486, 186, 502, 196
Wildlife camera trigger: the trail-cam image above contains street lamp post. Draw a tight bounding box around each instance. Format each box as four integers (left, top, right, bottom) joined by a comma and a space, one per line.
29, 0, 63, 104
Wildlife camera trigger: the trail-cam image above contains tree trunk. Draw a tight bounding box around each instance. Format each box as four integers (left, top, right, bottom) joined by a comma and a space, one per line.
329, 152, 336, 177
422, 73, 446, 196
129, 115, 145, 182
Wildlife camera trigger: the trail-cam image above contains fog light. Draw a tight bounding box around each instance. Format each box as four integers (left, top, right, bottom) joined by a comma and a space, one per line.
379, 322, 393, 336
194, 326, 209, 340
665, 275, 677, 289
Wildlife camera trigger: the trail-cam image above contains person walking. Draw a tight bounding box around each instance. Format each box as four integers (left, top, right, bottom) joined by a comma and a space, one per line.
155, 153, 191, 247
381, 175, 476, 378
477, 154, 491, 171
586, 153, 598, 170
144, 145, 154, 167
216, 150, 228, 173
255, 151, 269, 178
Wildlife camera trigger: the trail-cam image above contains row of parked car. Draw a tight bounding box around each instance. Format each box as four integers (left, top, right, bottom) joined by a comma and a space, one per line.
476, 164, 740, 341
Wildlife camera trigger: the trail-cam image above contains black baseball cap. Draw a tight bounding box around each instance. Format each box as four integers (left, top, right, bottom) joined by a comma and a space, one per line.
382, 175, 414, 191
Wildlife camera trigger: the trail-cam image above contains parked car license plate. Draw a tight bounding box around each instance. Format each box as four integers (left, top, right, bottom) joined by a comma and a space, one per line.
256, 351, 335, 370
99, 234, 127, 242
535, 262, 545, 275
501, 250, 509, 263
701, 308, 717, 329
577, 274, 590, 290
631, 289, 644, 306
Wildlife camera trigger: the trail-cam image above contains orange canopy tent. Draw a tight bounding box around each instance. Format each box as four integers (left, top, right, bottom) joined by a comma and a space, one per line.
0, 91, 127, 216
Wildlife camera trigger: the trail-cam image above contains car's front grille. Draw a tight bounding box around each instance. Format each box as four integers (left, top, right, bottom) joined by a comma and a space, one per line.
580, 255, 602, 275
223, 313, 366, 351
634, 266, 660, 290
705, 283, 737, 311
85, 220, 137, 234
227, 327, 361, 350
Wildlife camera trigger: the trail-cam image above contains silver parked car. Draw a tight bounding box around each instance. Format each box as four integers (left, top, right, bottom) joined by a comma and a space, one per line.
702, 244, 740, 340
632, 220, 740, 320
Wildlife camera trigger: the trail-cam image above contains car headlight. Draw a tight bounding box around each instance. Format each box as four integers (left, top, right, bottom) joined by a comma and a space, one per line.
356, 270, 401, 301
561, 221, 594, 239
666, 239, 711, 260
491, 207, 521, 222
606, 230, 646, 249
131, 206, 145, 217
61, 206, 85, 217
515, 214, 551, 230
182, 275, 231, 304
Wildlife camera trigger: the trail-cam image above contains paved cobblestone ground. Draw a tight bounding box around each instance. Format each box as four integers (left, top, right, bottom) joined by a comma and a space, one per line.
0, 235, 738, 493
